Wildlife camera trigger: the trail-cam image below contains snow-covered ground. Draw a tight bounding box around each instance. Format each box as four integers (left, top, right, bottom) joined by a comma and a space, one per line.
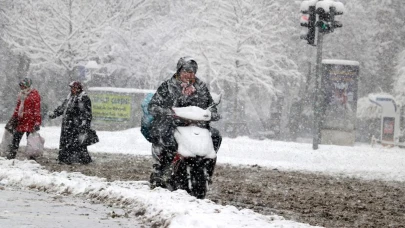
1, 124, 405, 227
0, 185, 141, 227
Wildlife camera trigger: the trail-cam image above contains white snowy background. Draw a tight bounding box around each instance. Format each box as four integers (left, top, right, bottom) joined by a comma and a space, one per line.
2, 0, 405, 140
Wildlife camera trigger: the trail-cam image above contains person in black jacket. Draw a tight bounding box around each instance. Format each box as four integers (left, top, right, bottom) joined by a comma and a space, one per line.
49, 81, 92, 165
148, 56, 222, 186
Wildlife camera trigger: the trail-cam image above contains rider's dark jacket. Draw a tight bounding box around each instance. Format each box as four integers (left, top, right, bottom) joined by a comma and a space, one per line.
148, 74, 220, 147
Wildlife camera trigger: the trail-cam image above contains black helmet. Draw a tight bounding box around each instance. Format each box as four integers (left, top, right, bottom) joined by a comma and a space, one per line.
176, 56, 198, 74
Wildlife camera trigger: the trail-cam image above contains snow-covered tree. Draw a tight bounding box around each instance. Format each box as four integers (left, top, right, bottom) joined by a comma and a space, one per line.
0, 0, 31, 120
372, 0, 405, 94
325, 0, 405, 97
97, 0, 301, 135
2, 0, 145, 81
393, 50, 405, 105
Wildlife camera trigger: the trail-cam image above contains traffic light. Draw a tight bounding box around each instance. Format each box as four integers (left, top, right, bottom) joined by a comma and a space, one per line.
300, 4, 316, 45
316, 7, 331, 33
316, 2, 344, 34
331, 1, 344, 29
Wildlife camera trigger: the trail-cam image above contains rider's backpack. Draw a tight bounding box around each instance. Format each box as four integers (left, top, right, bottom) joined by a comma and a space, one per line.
140, 93, 154, 142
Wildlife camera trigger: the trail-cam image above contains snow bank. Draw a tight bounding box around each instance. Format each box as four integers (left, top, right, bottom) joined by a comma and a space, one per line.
0, 158, 318, 228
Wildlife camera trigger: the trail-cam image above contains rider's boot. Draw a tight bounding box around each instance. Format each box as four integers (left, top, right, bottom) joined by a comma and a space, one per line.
150, 163, 166, 189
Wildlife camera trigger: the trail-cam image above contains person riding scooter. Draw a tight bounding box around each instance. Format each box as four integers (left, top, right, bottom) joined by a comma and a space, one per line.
148, 56, 222, 188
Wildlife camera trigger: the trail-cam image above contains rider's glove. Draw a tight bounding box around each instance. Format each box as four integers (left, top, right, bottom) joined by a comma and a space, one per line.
208, 108, 221, 121
169, 108, 179, 118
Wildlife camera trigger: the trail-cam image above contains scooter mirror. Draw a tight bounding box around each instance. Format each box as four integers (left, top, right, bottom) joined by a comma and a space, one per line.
211, 93, 222, 105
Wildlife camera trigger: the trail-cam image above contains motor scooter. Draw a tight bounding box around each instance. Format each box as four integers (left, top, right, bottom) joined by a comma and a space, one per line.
150, 105, 218, 199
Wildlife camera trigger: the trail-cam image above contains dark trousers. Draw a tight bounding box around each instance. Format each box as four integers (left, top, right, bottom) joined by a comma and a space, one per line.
7, 131, 30, 159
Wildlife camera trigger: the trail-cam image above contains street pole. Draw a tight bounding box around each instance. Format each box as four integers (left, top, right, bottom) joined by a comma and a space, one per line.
313, 30, 323, 150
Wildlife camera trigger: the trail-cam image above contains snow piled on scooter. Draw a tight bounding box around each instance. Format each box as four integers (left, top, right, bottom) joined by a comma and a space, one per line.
173, 106, 211, 121
175, 126, 216, 158
0, 158, 319, 228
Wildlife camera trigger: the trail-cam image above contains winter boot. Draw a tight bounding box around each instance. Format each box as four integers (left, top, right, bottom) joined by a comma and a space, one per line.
79, 149, 92, 165
6, 148, 17, 160
150, 163, 166, 189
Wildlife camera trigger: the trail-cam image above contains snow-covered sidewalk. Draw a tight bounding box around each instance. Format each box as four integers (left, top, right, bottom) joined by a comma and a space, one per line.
0, 185, 141, 228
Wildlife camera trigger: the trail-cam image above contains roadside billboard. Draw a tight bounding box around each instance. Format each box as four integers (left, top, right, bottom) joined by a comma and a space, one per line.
92, 93, 132, 122
320, 59, 360, 146
88, 87, 155, 130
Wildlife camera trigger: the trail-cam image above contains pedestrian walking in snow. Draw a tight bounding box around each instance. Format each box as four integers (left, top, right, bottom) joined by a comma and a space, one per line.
5, 78, 42, 160
48, 81, 93, 165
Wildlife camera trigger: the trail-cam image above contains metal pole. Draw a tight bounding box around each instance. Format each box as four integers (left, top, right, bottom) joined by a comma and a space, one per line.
313, 30, 323, 150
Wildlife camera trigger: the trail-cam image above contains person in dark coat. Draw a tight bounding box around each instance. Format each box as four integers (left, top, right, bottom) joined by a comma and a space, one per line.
148, 56, 222, 186
48, 81, 92, 165
5, 78, 42, 160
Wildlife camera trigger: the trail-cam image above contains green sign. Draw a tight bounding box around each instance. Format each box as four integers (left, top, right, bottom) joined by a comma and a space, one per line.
92, 94, 132, 121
